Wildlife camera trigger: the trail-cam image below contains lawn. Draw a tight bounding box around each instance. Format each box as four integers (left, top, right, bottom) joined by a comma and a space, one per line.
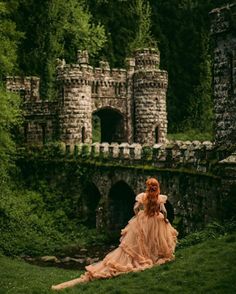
0, 233, 236, 294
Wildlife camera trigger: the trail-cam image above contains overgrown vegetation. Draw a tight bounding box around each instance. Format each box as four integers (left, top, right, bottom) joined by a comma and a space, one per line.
2, 0, 232, 132
0, 0, 235, 264
167, 130, 213, 142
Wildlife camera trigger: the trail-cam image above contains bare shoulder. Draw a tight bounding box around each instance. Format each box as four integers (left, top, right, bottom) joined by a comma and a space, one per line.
135, 192, 146, 203
159, 194, 168, 203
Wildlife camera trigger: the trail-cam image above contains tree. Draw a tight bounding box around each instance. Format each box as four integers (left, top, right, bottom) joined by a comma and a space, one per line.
0, 1, 22, 186
15, 0, 107, 99
0, 1, 22, 80
128, 0, 155, 52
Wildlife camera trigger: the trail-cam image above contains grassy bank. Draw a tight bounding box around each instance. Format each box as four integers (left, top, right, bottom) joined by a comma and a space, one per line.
167, 130, 213, 142
0, 233, 236, 294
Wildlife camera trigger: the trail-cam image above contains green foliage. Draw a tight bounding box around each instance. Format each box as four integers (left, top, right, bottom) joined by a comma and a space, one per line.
92, 115, 101, 143
0, 86, 22, 200
141, 145, 153, 161
0, 1, 23, 79
128, 0, 155, 52
0, 182, 110, 256
0, 0, 22, 179
16, 0, 106, 99
81, 144, 90, 159
178, 221, 236, 249
167, 129, 213, 141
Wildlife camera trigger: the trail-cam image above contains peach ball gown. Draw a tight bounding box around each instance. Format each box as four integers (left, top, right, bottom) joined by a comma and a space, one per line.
52, 193, 178, 290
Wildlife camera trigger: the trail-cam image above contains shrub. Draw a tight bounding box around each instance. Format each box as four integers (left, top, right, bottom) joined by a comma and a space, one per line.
177, 220, 236, 249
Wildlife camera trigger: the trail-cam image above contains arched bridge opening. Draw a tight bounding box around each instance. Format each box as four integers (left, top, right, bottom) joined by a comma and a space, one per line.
165, 200, 175, 224
92, 108, 125, 143
108, 181, 136, 233
82, 182, 101, 228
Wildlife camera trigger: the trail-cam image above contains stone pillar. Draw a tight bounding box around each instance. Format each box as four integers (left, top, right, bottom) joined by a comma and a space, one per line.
133, 48, 168, 145
210, 4, 236, 146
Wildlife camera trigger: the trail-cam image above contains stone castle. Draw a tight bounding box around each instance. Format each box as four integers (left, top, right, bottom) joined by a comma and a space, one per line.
5, 3, 236, 233
5, 3, 236, 148
6, 48, 168, 146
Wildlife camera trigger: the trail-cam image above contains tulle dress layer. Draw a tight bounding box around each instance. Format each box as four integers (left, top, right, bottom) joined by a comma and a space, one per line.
52, 194, 178, 289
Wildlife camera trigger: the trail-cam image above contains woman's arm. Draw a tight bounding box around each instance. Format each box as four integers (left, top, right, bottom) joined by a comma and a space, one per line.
133, 193, 145, 215
133, 201, 143, 215
160, 203, 169, 223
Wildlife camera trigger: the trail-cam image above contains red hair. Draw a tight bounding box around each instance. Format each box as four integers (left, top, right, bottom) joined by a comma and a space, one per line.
144, 178, 160, 217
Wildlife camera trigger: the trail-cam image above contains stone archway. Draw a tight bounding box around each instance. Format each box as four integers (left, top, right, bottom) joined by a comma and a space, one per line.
83, 182, 101, 228
92, 108, 125, 143
165, 200, 175, 224
108, 181, 136, 232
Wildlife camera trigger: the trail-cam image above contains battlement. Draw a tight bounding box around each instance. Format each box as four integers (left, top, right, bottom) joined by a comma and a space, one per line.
6, 47, 168, 146
6, 76, 40, 101
134, 47, 160, 70
61, 141, 218, 173
57, 59, 127, 82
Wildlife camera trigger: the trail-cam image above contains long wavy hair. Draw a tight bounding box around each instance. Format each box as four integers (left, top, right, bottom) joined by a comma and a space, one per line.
144, 178, 160, 217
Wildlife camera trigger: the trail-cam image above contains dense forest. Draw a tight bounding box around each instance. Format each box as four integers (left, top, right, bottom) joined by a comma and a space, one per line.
0, 0, 235, 256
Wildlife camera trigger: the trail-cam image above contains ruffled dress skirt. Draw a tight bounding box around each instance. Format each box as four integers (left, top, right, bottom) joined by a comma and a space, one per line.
52, 211, 178, 289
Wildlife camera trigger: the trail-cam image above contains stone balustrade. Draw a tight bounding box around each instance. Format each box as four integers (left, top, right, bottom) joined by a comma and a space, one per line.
62, 140, 216, 172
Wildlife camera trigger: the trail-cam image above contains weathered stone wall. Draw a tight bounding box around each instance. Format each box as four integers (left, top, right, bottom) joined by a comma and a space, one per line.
6, 47, 168, 146
57, 63, 93, 144
18, 154, 221, 237
210, 3, 236, 145
64, 141, 216, 173
89, 167, 219, 235
133, 48, 168, 145
6, 76, 40, 102
6, 76, 59, 144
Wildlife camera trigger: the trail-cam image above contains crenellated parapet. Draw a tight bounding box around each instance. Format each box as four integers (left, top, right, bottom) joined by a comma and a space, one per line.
7, 47, 169, 146
55, 48, 169, 145
61, 141, 218, 173
6, 76, 40, 102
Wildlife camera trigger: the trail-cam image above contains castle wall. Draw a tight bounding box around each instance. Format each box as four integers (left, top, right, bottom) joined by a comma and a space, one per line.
6, 76, 59, 144
6, 48, 169, 146
24, 101, 59, 144
210, 4, 236, 145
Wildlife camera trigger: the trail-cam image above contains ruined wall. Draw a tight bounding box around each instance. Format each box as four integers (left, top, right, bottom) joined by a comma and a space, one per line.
210, 3, 236, 145
6, 76, 59, 144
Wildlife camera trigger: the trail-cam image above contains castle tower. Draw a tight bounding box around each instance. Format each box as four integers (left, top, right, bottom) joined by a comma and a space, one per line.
133, 48, 168, 145
210, 4, 236, 146
57, 50, 93, 144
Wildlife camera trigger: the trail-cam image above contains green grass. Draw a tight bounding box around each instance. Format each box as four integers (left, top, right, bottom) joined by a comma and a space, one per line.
0, 234, 236, 294
167, 130, 213, 142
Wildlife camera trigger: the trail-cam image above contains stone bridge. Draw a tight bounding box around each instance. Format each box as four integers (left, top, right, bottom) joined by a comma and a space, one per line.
24, 140, 235, 236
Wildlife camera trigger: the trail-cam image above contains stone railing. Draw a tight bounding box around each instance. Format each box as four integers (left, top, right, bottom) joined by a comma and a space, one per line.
61, 141, 217, 173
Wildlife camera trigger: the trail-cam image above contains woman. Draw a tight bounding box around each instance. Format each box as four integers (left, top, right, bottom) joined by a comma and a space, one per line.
52, 178, 178, 291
